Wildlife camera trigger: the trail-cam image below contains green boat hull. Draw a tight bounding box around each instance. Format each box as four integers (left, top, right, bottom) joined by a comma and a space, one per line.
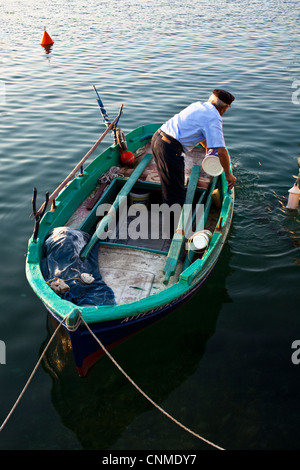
26, 123, 234, 376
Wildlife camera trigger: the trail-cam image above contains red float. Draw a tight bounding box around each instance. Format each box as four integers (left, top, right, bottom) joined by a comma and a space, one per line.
120, 150, 135, 166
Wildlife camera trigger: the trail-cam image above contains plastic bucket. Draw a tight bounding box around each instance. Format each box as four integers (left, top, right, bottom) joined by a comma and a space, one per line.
202, 155, 223, 176
129, 190, 150, 207
192, 230, 213, 251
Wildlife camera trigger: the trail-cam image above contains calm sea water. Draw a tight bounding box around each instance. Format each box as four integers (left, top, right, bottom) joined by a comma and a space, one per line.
0, 0, 299, 450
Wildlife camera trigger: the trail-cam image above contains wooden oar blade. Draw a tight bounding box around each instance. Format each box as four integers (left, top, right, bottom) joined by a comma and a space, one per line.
181, 176, 218, 271
163, 164, 201, 284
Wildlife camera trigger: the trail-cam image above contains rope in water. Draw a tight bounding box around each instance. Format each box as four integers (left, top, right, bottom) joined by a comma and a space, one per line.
0, 313, 225, 450
0, 313, 69, 433
80, 316, 225, 450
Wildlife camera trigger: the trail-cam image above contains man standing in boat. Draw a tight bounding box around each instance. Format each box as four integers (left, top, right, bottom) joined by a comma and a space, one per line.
151, 89, 236, 207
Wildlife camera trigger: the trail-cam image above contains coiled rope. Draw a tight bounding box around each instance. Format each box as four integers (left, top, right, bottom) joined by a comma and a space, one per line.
98, 166, 121, 184
0, 313, 225, 450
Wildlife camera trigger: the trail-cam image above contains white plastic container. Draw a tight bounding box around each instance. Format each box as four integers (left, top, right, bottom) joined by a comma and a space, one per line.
192, 230, 213, 251
129, 190, 150, 207
286, 184, 300, 210
202, 155, 223, 176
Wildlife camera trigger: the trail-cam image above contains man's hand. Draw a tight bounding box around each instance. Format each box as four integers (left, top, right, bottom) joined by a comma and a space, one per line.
226, 173, 236, 190
217, 147, 236, 190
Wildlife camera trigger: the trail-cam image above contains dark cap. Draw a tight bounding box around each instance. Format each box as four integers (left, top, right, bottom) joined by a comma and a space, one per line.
212, 89, 235, 105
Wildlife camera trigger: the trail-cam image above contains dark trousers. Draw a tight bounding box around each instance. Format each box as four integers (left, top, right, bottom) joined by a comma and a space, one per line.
151, 130, 186, 206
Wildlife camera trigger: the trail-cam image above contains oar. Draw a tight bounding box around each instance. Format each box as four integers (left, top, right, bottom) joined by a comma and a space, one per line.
181, 188, 207, 249
163, 164, 201, 285
36, 110, 122, 217
182, 176, 218, 270
80, 152, 153, 260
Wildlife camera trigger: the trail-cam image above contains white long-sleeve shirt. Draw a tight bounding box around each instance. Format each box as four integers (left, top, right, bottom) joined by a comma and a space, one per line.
161, 101, 225, 151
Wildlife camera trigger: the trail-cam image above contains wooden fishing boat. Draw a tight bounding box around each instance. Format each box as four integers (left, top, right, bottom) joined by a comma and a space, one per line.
26, 116, 234, 377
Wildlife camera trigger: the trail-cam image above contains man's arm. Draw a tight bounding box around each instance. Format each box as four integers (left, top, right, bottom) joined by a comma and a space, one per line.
217, 147, 236, 190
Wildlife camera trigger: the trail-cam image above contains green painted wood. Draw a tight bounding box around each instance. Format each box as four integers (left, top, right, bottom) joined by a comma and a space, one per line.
66, 308, 82, 329
163, 164, 201, 285
180, 188, 234, 285
183, 188, 206, 242
80, 152, 153, 260
79, 178, 123, 233
182, 176, 218, 271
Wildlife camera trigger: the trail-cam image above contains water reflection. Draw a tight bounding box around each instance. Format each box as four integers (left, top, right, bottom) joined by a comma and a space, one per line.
41, 44, 54, 55
40, 247, 232, 450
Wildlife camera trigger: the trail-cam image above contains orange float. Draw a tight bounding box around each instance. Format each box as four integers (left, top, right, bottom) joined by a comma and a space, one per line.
41, 28, 54, 46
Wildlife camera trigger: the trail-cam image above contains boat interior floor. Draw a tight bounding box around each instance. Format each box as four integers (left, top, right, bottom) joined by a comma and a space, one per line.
98, 245, 182, 305
106, 209, 172, 253
63, 146, 217, 305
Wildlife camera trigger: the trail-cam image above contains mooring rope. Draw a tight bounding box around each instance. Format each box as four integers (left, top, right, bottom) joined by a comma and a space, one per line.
0, 313, 69, 433
0, 312, 225, 450
80, 316, 225, 451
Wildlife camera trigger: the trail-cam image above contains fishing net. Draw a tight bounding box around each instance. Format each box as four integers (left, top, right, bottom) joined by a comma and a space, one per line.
41, 226, 116, 307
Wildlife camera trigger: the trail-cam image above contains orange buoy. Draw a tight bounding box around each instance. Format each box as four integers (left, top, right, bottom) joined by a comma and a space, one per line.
41, 28, 54, 46
120, 150, 135, 166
